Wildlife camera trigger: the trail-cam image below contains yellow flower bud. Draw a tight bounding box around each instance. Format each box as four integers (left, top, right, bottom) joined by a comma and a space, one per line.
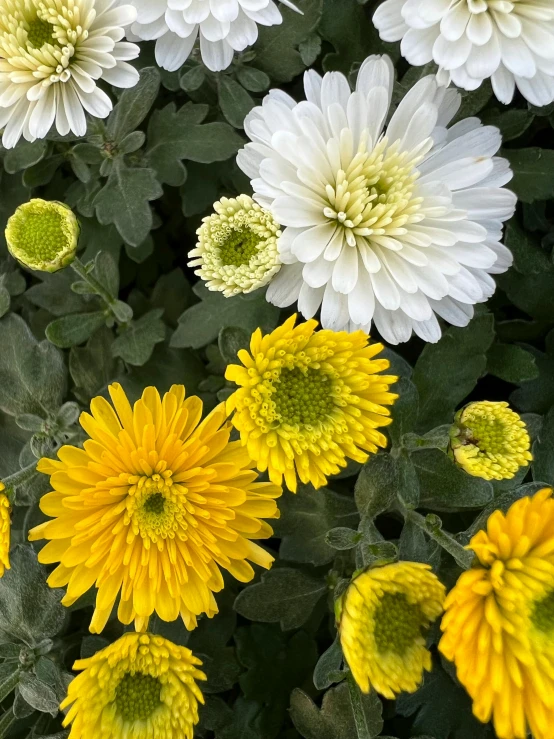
6, 198, 79, 273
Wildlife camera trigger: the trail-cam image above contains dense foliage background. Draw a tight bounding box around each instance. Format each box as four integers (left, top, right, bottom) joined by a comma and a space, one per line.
1, 0, 554, 737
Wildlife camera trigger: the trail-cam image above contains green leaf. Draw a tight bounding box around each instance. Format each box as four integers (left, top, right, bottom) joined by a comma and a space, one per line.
69, 327, 120, 402
0, 286, 10, 319
290, 681, 383, 739
46, 311, 106, 349
17, 673, 58, 716
0, 314, 66, 418
236, 66, 270, 92
413, 312, 495, 431
504, 148, 554, 203
275, 486, 358, 566
496, 270, 554, 322
254, 0, 324, 82
532, 405, 554, 486
389, 377, 419, 447
0, 668, 20, 704
112, 309, 166, 366
93, 160, 163, 246
412, 448, 493, 511
219, 326, 250, 364
0, 546, 67, 646
397, 664, 489, 739
481, 108, 534, 142
3, 140, 48, 173
511, 347, 554, 414
106, 66, 161, 141
325, 527, 361, 550
487, 342, 539, 384
172, 288, 279, 350
236, 625, 318, 738
234, 568, 327, 630
504, 220, 553, 275
355, 454, 398, 519
218, 76, 255, 128
313, 637, 344, 691
144, 103, 243, 186
320, 0, 390, 74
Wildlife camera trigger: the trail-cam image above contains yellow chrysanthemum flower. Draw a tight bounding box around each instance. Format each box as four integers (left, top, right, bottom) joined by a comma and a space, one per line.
188, 194, 282, 297
0, 482, 11, 578
225, 315, 398, 492
439, 487, 554, 739
6, 199, 79, 273
29, 383, 281, 633
449, 401, 532, 481
338, 562, 446, 698
62, 632, 205, 739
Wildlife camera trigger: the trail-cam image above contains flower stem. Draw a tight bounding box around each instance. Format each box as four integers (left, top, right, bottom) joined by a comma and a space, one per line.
71, 256, 116, 309
347, 671, 372, 739
407, 510, 474, 569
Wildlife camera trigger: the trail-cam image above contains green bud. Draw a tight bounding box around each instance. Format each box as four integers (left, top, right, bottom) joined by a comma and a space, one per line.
5, 198, 80, 273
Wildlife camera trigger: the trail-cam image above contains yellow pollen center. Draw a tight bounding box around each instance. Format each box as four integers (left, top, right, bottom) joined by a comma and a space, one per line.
531, 590, 554, 634
323, 136, 425, 248
373, 592, 425, 655
115, 672, 162, 722
27, 18, 56, 48
272, 367, 336, 426
127, 471, 187, 543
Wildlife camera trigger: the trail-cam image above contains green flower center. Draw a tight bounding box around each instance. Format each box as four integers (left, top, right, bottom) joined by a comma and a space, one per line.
373, 592, 425, 655
219, 227, 260, 267
27, 18, 56, 48
143, 493, 165, 515
10, 209, 71, 262
273, 367, 335, 426
465, 417, 510, 455
115, 672, 162, 722
531, 590, 554, 633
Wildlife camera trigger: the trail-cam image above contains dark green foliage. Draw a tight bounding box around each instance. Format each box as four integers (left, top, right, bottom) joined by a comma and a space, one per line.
1, 2, 554, 738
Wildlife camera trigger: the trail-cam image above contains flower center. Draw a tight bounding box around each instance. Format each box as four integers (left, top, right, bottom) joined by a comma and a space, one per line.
373, 592, 425, 655
143, 492, 165, 515
27, 18, 56, 48
531, 590, 554, 634
115, 672, 162, 722
127, 471, 187, 542
323, 136, 425, 248
272, 367, 336, 426
9, 207, 72, 264
218, 227, 261, 267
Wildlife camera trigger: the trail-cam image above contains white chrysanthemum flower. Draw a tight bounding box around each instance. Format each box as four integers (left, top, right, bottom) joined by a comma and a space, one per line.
237, 55, 517, 345
373, 0, 554, 107
128, 0, 301, 73
189, 194, 281, 297
0, 0, 140, 149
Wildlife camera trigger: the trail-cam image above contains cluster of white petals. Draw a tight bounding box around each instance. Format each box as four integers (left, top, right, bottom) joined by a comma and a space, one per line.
128, 0, 300, 73
237, 55, 516, 345
374, 0, 554, 107
0, 0, 140, 148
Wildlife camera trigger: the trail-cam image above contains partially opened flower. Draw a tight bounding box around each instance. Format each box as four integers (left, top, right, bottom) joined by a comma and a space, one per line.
6, 199, 79, 273
62, 632, 205, 739
338, 562, 446, 698
128, 0, 301, 73
189, 194, 281, 296
0, 0, 140, 148
373, 0, 554, 107
450, 401, 532, 481
30, 383, 281, 633
225, 315, 398, 492
440, 488, 554, 739
0, 483, 11, 578
237, 54, 516, 344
